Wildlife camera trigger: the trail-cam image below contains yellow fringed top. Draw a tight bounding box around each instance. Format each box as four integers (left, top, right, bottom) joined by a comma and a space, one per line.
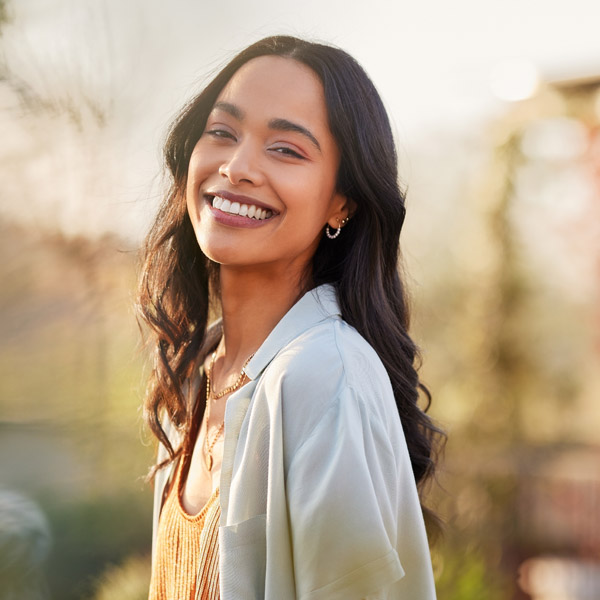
149, 455, 221, 600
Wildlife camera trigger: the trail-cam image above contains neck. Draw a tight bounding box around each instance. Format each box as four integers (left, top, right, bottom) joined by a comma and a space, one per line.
215, 264, 310, 375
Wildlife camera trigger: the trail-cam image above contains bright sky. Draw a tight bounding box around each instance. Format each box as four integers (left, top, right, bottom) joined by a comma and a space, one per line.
1, 0, 599, 240
6, 0, 600, 126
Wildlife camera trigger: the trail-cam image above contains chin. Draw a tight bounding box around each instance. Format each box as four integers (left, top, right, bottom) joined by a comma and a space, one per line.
198, 243, 252, 267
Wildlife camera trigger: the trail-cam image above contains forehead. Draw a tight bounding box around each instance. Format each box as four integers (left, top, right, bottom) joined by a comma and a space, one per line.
216, 56, 330, 132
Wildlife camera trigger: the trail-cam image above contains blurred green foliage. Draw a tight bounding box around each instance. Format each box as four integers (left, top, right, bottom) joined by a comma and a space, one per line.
0, 224, 154, 598
0, 0, 7, 31
91, 555, 151, 600
43, 494, 151, 600
434, 547, 510, 600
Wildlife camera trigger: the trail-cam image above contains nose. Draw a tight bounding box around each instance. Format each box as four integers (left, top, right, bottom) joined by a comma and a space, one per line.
218, 142, 263, 186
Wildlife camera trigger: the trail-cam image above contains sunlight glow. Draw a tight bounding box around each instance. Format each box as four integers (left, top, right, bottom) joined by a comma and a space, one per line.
489, 58, 541, 102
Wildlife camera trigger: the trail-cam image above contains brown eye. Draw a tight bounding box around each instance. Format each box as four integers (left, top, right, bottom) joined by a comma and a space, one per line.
271, 146, 305, 159
206, 129, 236, 141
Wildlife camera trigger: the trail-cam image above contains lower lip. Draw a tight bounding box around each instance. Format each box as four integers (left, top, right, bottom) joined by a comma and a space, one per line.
207, 200, 276, 228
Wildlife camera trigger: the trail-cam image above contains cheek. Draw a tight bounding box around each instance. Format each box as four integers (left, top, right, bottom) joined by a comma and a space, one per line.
295, 176, 339, 220
280, 165, 337, 205
185, 176, 198, 224
187, 143, 214, 186
185, 151, 210, 220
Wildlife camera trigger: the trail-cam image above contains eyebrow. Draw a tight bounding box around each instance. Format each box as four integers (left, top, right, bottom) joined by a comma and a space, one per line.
268, 118, 321, 152
212, 101, 244, 121
211, 101, 322, 152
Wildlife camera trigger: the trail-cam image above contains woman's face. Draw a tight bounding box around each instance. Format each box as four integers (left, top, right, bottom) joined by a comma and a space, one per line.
186, 56, 349, 279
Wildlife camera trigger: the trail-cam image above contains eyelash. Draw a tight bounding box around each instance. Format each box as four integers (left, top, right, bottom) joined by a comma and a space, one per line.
206, 129, 235, 140
272, 147, 305, 160
205, 129, 306, 160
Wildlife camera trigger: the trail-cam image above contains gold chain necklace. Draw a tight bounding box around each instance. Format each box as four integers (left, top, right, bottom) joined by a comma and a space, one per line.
203, 351, 253, 471
208, 351, 254, 400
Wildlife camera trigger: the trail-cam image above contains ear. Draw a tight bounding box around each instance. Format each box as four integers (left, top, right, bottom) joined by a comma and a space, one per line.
327, 193, 357, 229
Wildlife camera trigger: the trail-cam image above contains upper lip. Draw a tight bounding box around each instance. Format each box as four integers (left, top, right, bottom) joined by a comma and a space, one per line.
205, 190, 279, 213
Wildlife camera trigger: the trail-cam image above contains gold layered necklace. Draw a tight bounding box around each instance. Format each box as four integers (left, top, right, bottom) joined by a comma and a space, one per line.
203, 351, 253, 472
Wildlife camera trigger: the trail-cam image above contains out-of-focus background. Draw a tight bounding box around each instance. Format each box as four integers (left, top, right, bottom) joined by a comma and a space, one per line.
1, 0, 598, 598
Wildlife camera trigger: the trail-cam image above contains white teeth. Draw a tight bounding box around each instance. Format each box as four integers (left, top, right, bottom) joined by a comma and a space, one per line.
211, 195, 273, 220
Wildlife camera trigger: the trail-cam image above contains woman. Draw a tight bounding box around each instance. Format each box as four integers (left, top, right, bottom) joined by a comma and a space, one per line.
139, 35, 443, 600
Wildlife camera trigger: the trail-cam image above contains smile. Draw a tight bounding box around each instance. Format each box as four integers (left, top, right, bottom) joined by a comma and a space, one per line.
211, 196, 274, 221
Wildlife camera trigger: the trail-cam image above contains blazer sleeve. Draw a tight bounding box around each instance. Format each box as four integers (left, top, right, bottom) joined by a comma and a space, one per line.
285, 385, 406, 600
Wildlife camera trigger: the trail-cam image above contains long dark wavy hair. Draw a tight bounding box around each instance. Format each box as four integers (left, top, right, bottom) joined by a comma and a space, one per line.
138, 35, 444, 519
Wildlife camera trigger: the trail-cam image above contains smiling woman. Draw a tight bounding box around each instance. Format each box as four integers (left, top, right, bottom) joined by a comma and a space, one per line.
138, 35, 443, 600
186, 56, 349, 279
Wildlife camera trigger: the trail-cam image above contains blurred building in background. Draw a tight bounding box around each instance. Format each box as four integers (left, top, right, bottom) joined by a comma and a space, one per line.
425, 69, 600, 600
511, 72, 600, 600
